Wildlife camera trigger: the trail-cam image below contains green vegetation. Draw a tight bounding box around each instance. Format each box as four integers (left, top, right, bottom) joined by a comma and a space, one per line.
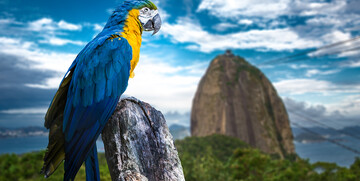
1, 134, 360, 180
175, 134, 360, 181
0, 151, 110, 181
225, 56, 262, 86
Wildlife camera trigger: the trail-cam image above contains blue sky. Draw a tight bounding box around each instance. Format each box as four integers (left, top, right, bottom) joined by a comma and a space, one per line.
0, 0, 359, 128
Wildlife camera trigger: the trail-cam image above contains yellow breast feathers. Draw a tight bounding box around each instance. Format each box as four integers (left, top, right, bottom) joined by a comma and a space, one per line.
121, 9, 143, 78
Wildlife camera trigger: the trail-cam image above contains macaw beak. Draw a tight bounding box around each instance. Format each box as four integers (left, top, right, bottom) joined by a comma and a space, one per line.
143, 13, 161, 35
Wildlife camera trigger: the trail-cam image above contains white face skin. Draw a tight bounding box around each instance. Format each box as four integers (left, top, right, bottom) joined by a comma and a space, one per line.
139, 7, 158, 28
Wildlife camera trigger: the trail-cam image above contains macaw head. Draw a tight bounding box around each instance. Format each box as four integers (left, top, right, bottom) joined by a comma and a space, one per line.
135, 0, 161, 35
105, 0, 161, 35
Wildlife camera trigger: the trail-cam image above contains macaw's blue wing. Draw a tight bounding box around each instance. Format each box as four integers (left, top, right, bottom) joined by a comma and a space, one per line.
62, 37, 132, 181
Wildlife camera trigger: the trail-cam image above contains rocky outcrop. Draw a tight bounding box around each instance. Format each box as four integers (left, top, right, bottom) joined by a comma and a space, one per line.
102, 97, 185, 181
191, 51, 295, 158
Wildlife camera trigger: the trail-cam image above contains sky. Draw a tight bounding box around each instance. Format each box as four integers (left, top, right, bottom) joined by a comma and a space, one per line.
0, 0, 359, 129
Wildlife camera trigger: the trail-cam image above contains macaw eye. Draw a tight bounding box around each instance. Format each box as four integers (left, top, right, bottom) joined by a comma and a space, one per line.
144, 7, 149, 12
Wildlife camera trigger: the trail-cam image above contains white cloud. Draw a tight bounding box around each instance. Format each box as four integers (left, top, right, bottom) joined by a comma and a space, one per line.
306, 16, 343, 27
58, 20, 82, 31
284, 97, 360, 128
25, 76, 63, 89
289, 64, 313, 69
238, 19, 253, 25
196, 0, 357, 49
321, 30, 352, 44
83, 22, 106, 37
326, 95, 360, 117
212, 22, 238, 32
338, 50, 360, 58
28, 18, 82, 32
0, 36, 76, 74
0, 18, 12, 24
292, 0, 347, 17
305, 69, 341, 77
0, 18, 23, 26
197, 0, 348, 19
0, 37, 20, 44
158, 7, 170, 21
93, 23, 104, 32
340, 60, 360, 68
125, 54, 207, 113
307, 31, 359, 58
28, 18, 56, 31
0, 36, 207, 113
162, 18, 326, 52
274, 78, 360, 95
197, 0, 290, 18
39, 37, 86, 46
0, 107, 47, 114
18, 17, 85, 46
0, 17, 85, 46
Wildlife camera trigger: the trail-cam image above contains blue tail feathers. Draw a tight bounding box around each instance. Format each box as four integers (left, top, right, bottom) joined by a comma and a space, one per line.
85, 144, 100, 181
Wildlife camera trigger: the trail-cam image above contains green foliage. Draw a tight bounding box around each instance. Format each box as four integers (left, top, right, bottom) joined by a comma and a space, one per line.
228, 148, 315, 181
175, 134, 247, 180
0, 150, 110, 181
175, 134, 248, 163
175, 134, 360, 181
1, 134, 360, 181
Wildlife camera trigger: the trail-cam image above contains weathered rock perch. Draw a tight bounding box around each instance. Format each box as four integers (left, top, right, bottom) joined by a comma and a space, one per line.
102, 97, 185, 181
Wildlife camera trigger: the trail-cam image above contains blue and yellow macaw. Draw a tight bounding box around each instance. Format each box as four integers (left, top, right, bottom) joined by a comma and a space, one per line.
41, 1, 161, 180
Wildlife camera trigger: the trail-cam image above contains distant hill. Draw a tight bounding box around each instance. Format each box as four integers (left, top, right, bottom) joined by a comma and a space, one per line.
169, 124, 190, 140
0, 123, 191, 141
0, 124, 191, 141
292, 126, 360, 143
191, 50, 294, 158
